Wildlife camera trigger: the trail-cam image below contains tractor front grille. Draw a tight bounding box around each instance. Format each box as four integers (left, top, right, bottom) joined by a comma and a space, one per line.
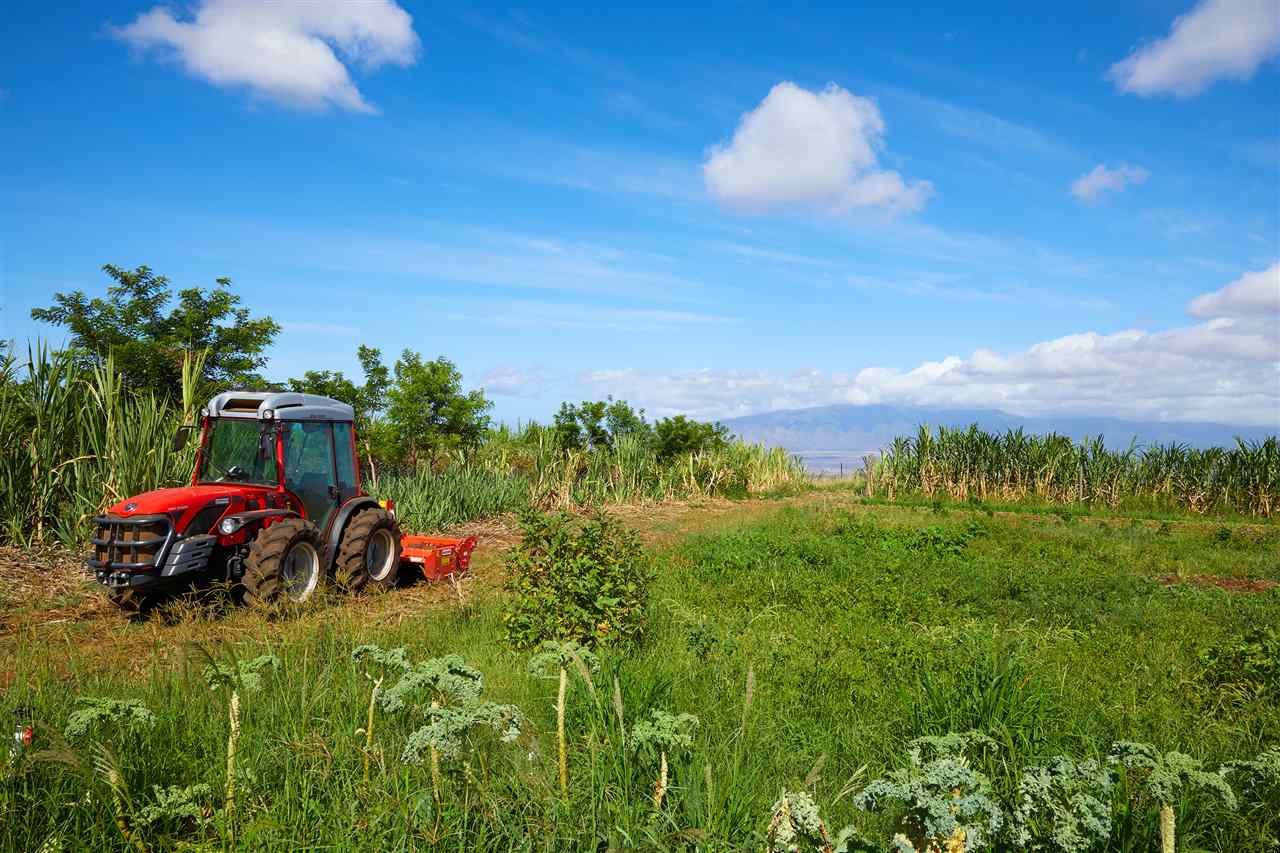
88, 514, 174, 573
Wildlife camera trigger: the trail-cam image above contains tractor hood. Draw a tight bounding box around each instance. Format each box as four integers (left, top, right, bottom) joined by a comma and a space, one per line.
106, 485, 269, 517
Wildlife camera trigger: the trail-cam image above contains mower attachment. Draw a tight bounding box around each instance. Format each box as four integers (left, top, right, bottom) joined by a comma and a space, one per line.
400, 535, 477, 581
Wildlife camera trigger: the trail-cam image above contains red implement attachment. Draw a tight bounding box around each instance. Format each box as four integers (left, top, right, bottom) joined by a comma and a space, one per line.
400, 535, 477, 581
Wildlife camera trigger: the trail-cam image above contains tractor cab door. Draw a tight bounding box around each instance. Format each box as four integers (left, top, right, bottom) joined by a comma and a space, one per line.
282, 421, 340, 533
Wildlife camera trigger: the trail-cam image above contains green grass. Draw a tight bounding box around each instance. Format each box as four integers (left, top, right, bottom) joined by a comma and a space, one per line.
2, 500, 1277, 850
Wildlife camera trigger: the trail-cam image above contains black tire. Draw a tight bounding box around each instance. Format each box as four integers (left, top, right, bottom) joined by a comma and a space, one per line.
335, 507, 402, 591
242, 518, 324, 608
107, 588, 154, 615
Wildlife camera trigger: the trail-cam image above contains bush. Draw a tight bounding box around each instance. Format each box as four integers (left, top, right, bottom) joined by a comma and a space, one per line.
502, 508, 651, 649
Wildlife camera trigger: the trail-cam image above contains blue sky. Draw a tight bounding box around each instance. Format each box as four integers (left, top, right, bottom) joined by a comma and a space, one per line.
2, 0, 1277, 426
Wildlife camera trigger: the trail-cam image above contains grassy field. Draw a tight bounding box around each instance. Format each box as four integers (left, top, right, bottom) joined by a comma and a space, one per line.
1, 493, 1277, 851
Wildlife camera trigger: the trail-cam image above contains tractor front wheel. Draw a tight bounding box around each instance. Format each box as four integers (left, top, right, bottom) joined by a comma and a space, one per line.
335, 507, 402, 591
242, 518, 324, 608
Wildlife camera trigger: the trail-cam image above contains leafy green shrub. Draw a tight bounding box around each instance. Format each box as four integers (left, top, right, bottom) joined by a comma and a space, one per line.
502, 509, 651, 649
1198, 626, 1280, 701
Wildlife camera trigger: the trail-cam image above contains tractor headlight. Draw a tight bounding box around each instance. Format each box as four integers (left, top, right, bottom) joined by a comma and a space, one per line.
219, 516, 245, 535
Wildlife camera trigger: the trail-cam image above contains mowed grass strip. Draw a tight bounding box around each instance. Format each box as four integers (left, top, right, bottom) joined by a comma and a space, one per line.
1, 502, 1276, 851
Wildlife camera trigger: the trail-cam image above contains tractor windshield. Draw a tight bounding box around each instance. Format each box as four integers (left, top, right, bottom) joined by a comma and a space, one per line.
196, 419, 279, 487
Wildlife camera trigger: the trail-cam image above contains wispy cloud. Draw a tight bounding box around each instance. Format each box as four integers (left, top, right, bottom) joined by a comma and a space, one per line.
1071, 163, 1150, 204
441, 301, 740, 331
880, 86, 1079, 161
709, 242, 840, 268
479, 365, 554, 398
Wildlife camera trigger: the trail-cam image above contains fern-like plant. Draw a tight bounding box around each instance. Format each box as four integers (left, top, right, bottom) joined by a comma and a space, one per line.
375, 653, 484, 714
361, 646, 524, 803
630, 709, 698, 809
401, 700, 524, 803
1008, 756, 1114, 852
351, 644, 415, 785
202, 652, 279, 848
854, 732, 1003, 852
1108, 742, 1236, 853
528, 639, 599, 795
64, 697, 156, 740
135, 783, 215, 831
1221, 747, 1280, 839
767, 790, 835, 853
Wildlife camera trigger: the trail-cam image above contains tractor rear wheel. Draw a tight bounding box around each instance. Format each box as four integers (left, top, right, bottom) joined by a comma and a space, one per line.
335, 507, 402, 591
243, 518, 324, 608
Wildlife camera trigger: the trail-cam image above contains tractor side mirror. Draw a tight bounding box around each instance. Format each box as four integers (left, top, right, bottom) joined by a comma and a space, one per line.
172, 425, 194, 452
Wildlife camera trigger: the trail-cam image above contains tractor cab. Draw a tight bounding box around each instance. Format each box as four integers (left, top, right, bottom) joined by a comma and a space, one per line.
194, 391, 362, 535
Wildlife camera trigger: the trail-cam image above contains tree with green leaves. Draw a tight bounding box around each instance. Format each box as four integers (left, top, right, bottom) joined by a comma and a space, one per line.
385, 351, 491, 469
653, 414, 730, 461
31, 264, 279, 398
553, 397, 650, 452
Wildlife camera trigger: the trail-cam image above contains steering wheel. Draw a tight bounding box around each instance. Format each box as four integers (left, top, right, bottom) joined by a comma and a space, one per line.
206, 458, 245, 482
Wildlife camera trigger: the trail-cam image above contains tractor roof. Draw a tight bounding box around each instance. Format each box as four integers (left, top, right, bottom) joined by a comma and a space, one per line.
204, 391, 355, 422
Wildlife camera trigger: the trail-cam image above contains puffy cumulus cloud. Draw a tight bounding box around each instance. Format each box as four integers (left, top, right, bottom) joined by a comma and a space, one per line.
112, 0, 420, 112
1109, 0, 1280, 97
582, 263, 1280, 426
1070, 164, 1149, 204
702, 82, 932, 215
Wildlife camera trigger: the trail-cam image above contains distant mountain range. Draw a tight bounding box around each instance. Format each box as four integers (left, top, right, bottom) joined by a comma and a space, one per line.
722, 404, 1277, 457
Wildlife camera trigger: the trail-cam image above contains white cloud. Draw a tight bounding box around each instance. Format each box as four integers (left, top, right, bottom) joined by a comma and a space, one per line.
582, 263, 1280, 426
1188, 261, 1280, 318
112, 0, 420, 112
1108, 0, 1280, 97
479, 367, 553, 398
702, 82, 932, 215
1071, 164, 1150, 204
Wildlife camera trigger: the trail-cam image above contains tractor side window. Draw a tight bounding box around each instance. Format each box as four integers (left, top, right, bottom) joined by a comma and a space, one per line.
282, 421, 337, 529
333, 422, 357, 501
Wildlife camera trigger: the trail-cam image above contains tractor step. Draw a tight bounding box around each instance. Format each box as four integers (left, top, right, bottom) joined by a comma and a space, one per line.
400, 535, 477, 581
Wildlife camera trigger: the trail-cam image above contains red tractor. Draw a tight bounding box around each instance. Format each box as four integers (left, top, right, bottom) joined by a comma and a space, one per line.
88, 391, 473, 612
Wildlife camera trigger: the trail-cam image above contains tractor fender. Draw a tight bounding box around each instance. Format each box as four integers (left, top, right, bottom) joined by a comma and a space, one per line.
324, 496, 382, 569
